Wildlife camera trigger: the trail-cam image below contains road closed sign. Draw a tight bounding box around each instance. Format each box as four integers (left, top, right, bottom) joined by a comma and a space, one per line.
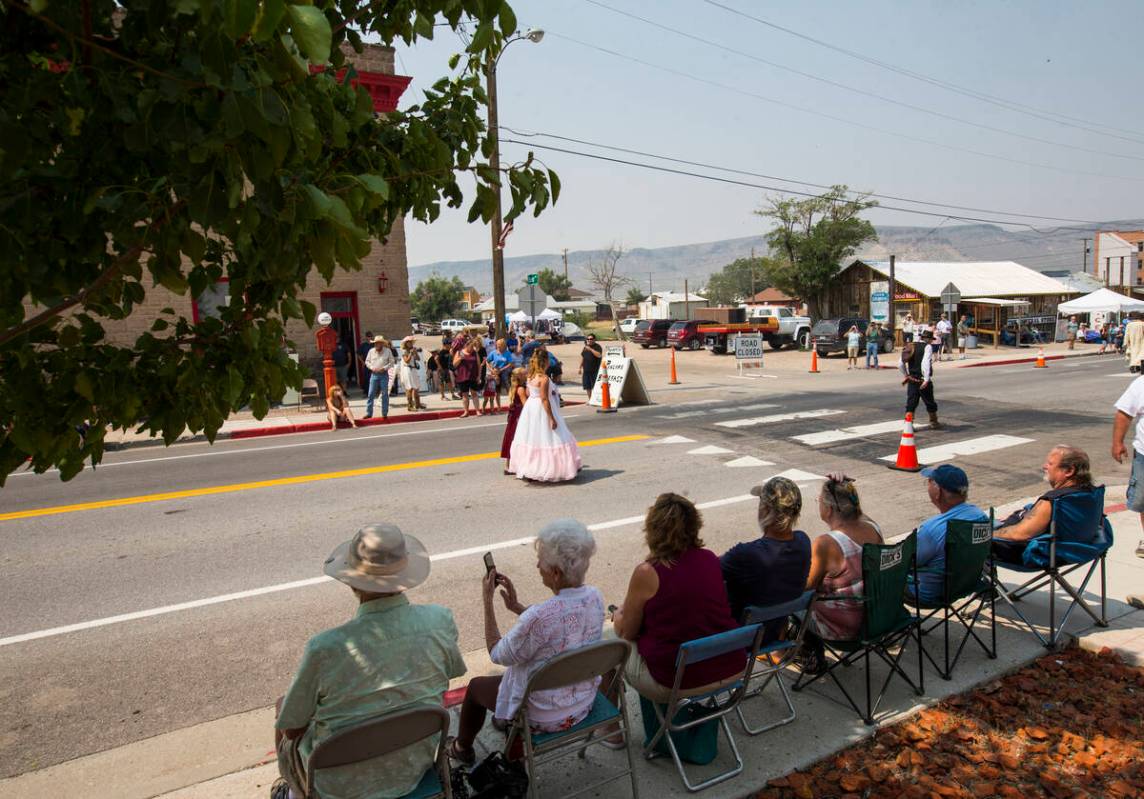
734, 334, 764, 360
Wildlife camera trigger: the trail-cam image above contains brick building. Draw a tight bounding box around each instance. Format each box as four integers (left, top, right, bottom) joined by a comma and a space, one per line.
1090, 230, 1144, 290
33, 44, 413, 390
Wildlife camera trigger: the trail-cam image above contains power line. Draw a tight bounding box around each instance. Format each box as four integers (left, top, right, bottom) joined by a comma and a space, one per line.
583, 0, 1144, 163
502, 126, 1104, 225
700, 0, 1144, 147
545, 31, 1144, 185
499, 136, 1097, 233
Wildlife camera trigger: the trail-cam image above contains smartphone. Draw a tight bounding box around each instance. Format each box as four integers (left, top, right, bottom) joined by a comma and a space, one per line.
483, 552, 496, 575
607, 604, 618, 614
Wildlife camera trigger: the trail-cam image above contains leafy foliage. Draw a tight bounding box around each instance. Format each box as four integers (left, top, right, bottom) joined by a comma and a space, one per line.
411, 274, 465, 322
0, 0, 559, 484
624, 286, 646, 306
756, 185, 877, 318
527, 267, 571, 301
702, 256, 774, 306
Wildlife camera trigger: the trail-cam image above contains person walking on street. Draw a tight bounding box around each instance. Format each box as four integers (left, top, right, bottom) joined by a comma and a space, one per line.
845, 324, 861, 370
901, 329, 941, 429
865, 321, 881, 369
957, 314, 970, 360
500, 367, 528, 474
579, 334, 603, 394
364, 335, 395, 420
1066, 315, 1079, 350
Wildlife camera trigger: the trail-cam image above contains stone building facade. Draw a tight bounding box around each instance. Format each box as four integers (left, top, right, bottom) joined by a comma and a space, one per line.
34, 44, 412, 390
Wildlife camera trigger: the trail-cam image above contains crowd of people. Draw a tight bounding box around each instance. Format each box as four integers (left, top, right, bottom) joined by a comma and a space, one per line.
269, 444, 1112, 799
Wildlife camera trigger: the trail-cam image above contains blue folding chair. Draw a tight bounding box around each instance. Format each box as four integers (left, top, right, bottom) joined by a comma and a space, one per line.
642, 623, 764, 792
993, 487, 1113, 648
736, 590, 816, 735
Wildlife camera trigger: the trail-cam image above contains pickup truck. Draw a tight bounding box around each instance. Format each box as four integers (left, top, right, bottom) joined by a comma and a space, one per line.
747, 305, 812, 350
698, 317, 780, 354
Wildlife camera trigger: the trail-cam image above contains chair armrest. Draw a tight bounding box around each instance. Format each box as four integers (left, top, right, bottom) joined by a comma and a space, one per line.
816, 593, 868, 604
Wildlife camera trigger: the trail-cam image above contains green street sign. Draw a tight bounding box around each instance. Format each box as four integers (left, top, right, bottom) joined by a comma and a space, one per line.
527, 273, 539, 285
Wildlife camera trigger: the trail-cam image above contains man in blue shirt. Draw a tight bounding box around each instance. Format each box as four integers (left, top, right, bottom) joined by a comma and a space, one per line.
909, 465, 988, 605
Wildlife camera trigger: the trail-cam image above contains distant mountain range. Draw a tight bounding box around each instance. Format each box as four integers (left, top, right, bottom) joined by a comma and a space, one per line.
408, 219, 1144, 295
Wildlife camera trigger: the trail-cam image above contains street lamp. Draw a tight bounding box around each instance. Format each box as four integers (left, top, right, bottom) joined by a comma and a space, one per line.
488, 28, 544, 339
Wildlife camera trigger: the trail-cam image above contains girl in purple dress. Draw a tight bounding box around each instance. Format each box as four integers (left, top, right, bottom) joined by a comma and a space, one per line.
500, 368, 528, 475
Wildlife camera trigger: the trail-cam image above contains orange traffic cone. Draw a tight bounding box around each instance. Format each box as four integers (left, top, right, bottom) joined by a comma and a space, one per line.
887, 412, 923, 472
1034, 347, 1048, 368
668, 346, 681, 385
597, 359, 617, 414
808, 340, 820, 374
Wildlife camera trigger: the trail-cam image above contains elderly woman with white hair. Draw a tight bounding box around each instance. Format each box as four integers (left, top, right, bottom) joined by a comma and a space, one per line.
448, 519, 604, 764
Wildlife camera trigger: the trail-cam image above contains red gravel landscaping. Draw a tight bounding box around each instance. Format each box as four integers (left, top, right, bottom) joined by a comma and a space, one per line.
754, 647, 1144, 799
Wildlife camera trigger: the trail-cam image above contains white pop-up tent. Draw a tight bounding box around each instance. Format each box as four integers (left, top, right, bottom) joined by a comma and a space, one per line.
1058, 288, 1144, 314
536, 308, 561, 321
507, 309, 530, 322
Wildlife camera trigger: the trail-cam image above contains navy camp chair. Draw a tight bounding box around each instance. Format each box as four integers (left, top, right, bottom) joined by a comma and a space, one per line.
736, 590, 816, 735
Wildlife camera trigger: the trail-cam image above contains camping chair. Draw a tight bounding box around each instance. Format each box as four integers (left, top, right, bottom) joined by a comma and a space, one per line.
735, 590, 816, 735
993, 487, 1113, 649
916, 515, 997, 680
306, 704, 451, 799
792, 533, 924, 725
642, 622, 765, 792
504, 639, 640, 799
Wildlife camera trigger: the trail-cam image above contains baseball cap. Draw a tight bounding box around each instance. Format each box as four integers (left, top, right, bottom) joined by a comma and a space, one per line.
921, 464, 968, 492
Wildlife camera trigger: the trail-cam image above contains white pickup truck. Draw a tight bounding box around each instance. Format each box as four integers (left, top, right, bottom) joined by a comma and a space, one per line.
747, 305, 812, 350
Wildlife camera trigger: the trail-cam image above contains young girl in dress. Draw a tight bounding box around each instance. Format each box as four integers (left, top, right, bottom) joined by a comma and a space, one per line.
500, 368, 528, 475
482, 366, 501, 414
509, 352, 581, 482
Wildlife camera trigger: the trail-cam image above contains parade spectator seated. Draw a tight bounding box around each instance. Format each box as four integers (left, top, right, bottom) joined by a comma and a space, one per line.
611, 493, 743, 704
325, 385, 358, 431
720, 476, 812, 642
449, 520, 604, 764
905, 465, 988, 605
273, 524, 465, 799
800, 476, 884, 673
992, 446, 1106, 565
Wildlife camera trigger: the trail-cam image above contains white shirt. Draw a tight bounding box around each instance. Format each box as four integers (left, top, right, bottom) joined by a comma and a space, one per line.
1114, 376, 1144, 455
365, 346, 395, 374
935, 320, 952, 341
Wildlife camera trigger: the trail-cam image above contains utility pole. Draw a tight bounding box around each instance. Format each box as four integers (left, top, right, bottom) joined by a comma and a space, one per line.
1081, 238, 1091, 273
684, 278, 690, 320
647, 272, 654, 298
750, 246, 756, 299
888, 254, 897, 345
562, 248, 568, 282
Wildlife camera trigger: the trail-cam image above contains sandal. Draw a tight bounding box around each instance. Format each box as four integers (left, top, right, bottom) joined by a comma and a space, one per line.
599, 734, 626, 750
446, 736, 476, 766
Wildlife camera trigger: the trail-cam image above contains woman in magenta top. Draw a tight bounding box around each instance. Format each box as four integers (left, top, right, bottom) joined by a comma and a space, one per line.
612, 493, 743, 700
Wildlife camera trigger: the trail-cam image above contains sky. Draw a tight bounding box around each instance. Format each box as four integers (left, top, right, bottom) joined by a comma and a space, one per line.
393, 0, 1144, 268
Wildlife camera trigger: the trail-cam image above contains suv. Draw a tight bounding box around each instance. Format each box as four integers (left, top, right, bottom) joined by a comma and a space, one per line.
667, 319, 716, 350
632, 319, 676, 348
812, 318, 868, 357
440, 319, 470, 334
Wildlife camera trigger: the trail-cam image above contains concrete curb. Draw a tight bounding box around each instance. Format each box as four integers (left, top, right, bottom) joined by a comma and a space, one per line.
957, 349, 1104, 368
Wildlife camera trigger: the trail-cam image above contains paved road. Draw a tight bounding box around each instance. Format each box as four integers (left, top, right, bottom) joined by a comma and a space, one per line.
0, 355, 1134, 777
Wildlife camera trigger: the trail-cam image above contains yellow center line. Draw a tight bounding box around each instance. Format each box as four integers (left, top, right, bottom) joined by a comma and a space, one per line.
0, 434, 651, 522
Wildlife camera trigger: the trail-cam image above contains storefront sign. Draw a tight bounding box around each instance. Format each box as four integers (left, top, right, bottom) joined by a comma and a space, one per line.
870, 281, 889, 322
894, 289, 920, 301
1009, 315, 1055, 325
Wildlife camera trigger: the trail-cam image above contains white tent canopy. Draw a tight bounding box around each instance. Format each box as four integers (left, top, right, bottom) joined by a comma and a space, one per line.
1058, 288, 1144, 314
507, 310, 530, 322
536, 308, 561, 320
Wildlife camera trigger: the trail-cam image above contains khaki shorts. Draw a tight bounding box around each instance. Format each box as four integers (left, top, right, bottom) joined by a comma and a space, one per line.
847, 346, 859, 358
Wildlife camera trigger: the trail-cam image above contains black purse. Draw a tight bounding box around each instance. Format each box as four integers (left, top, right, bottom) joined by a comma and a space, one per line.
464, 751, 530, 799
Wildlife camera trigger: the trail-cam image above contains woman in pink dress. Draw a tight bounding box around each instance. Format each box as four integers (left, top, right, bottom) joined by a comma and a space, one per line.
509, 352, 581, 482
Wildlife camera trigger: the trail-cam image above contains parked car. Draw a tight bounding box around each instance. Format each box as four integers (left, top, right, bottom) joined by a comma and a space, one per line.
667, 319, 717, 350
411, 317, 421, 334
811, 317, 894, 357
616, 317, 641, 335
440, 319, 470, 334
632, 319, 676, 348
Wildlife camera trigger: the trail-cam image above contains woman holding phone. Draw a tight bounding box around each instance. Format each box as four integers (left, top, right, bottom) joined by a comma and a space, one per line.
448, 519, 604, 764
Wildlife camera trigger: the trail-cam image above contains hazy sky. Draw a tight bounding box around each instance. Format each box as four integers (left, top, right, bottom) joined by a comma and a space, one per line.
394, 0, 1144, 268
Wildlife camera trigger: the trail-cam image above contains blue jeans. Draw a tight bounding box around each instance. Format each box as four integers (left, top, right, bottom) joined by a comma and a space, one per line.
866, 341, 879, 368
1127, 450, 1144, 513
366, 372, 389, 418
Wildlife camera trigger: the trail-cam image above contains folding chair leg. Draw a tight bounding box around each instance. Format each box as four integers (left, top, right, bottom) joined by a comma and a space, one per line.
735, 672, 797, 735
661, 715, 744, 793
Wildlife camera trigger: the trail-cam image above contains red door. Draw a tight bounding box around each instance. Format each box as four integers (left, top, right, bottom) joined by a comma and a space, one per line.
320, 292, 362, 388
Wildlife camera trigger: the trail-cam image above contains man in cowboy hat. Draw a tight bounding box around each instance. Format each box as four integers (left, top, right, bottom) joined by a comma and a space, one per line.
901, 328, 941, 429
363, 335, 395, 419
273, 524, 464, 799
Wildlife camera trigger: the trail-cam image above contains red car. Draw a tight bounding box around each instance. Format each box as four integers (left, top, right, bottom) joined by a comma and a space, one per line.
632, 319, 676, 348
668, 319, 717, 350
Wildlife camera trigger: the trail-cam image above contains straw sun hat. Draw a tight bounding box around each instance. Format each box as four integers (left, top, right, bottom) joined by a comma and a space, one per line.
323, 524, 430, 593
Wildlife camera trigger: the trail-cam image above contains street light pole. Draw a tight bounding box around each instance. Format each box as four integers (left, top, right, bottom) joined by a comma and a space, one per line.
487, 29, 544, 340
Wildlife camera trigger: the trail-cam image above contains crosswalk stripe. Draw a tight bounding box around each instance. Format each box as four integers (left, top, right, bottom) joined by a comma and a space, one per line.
687, 445, 736, 455
793, 419, 927, 446
773, 468, 825, 483
648, 435, 697, 445
879, 434, 1034, 464
715, 409, 845, 429
726, 456, 776, 468
656, 402, 777, 420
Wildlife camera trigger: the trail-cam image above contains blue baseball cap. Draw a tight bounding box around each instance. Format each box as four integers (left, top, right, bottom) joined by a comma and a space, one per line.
921, 464, 968, 492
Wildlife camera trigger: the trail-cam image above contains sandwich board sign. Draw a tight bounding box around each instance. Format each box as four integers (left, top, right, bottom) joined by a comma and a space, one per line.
589, 353, 651, 408
733, 333, 764, 377
604, 344, 626, 361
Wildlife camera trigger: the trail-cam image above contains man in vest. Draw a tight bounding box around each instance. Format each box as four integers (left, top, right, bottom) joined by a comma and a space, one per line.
901, 329, 941, 429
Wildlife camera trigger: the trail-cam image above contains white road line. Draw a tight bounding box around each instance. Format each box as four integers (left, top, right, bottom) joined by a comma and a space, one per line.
687, 445, 735, 455
648, 435, 697, 445
879, 434, 1034, 464
0, 494, 755, 648
715, 409, 845, 429
793, 419, 926, 446
655, 402, 777, 420
772, 468, 824, 483
726, 456, 775, 468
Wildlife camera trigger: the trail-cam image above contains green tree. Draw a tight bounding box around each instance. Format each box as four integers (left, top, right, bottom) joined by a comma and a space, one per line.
527, 267, 571, 301
624, 286, 646, 306
0, 0, 559, 484
411, 275, 465, 322
757, 185, 877, 319
702, 256, 773, 306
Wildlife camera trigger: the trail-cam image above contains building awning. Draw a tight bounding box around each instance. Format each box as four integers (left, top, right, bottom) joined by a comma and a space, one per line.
962, 298, 1031, 307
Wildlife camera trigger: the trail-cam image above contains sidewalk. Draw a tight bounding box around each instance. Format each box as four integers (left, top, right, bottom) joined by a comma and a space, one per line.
102, 339, 1120, 451
6, 502, 1139, 799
